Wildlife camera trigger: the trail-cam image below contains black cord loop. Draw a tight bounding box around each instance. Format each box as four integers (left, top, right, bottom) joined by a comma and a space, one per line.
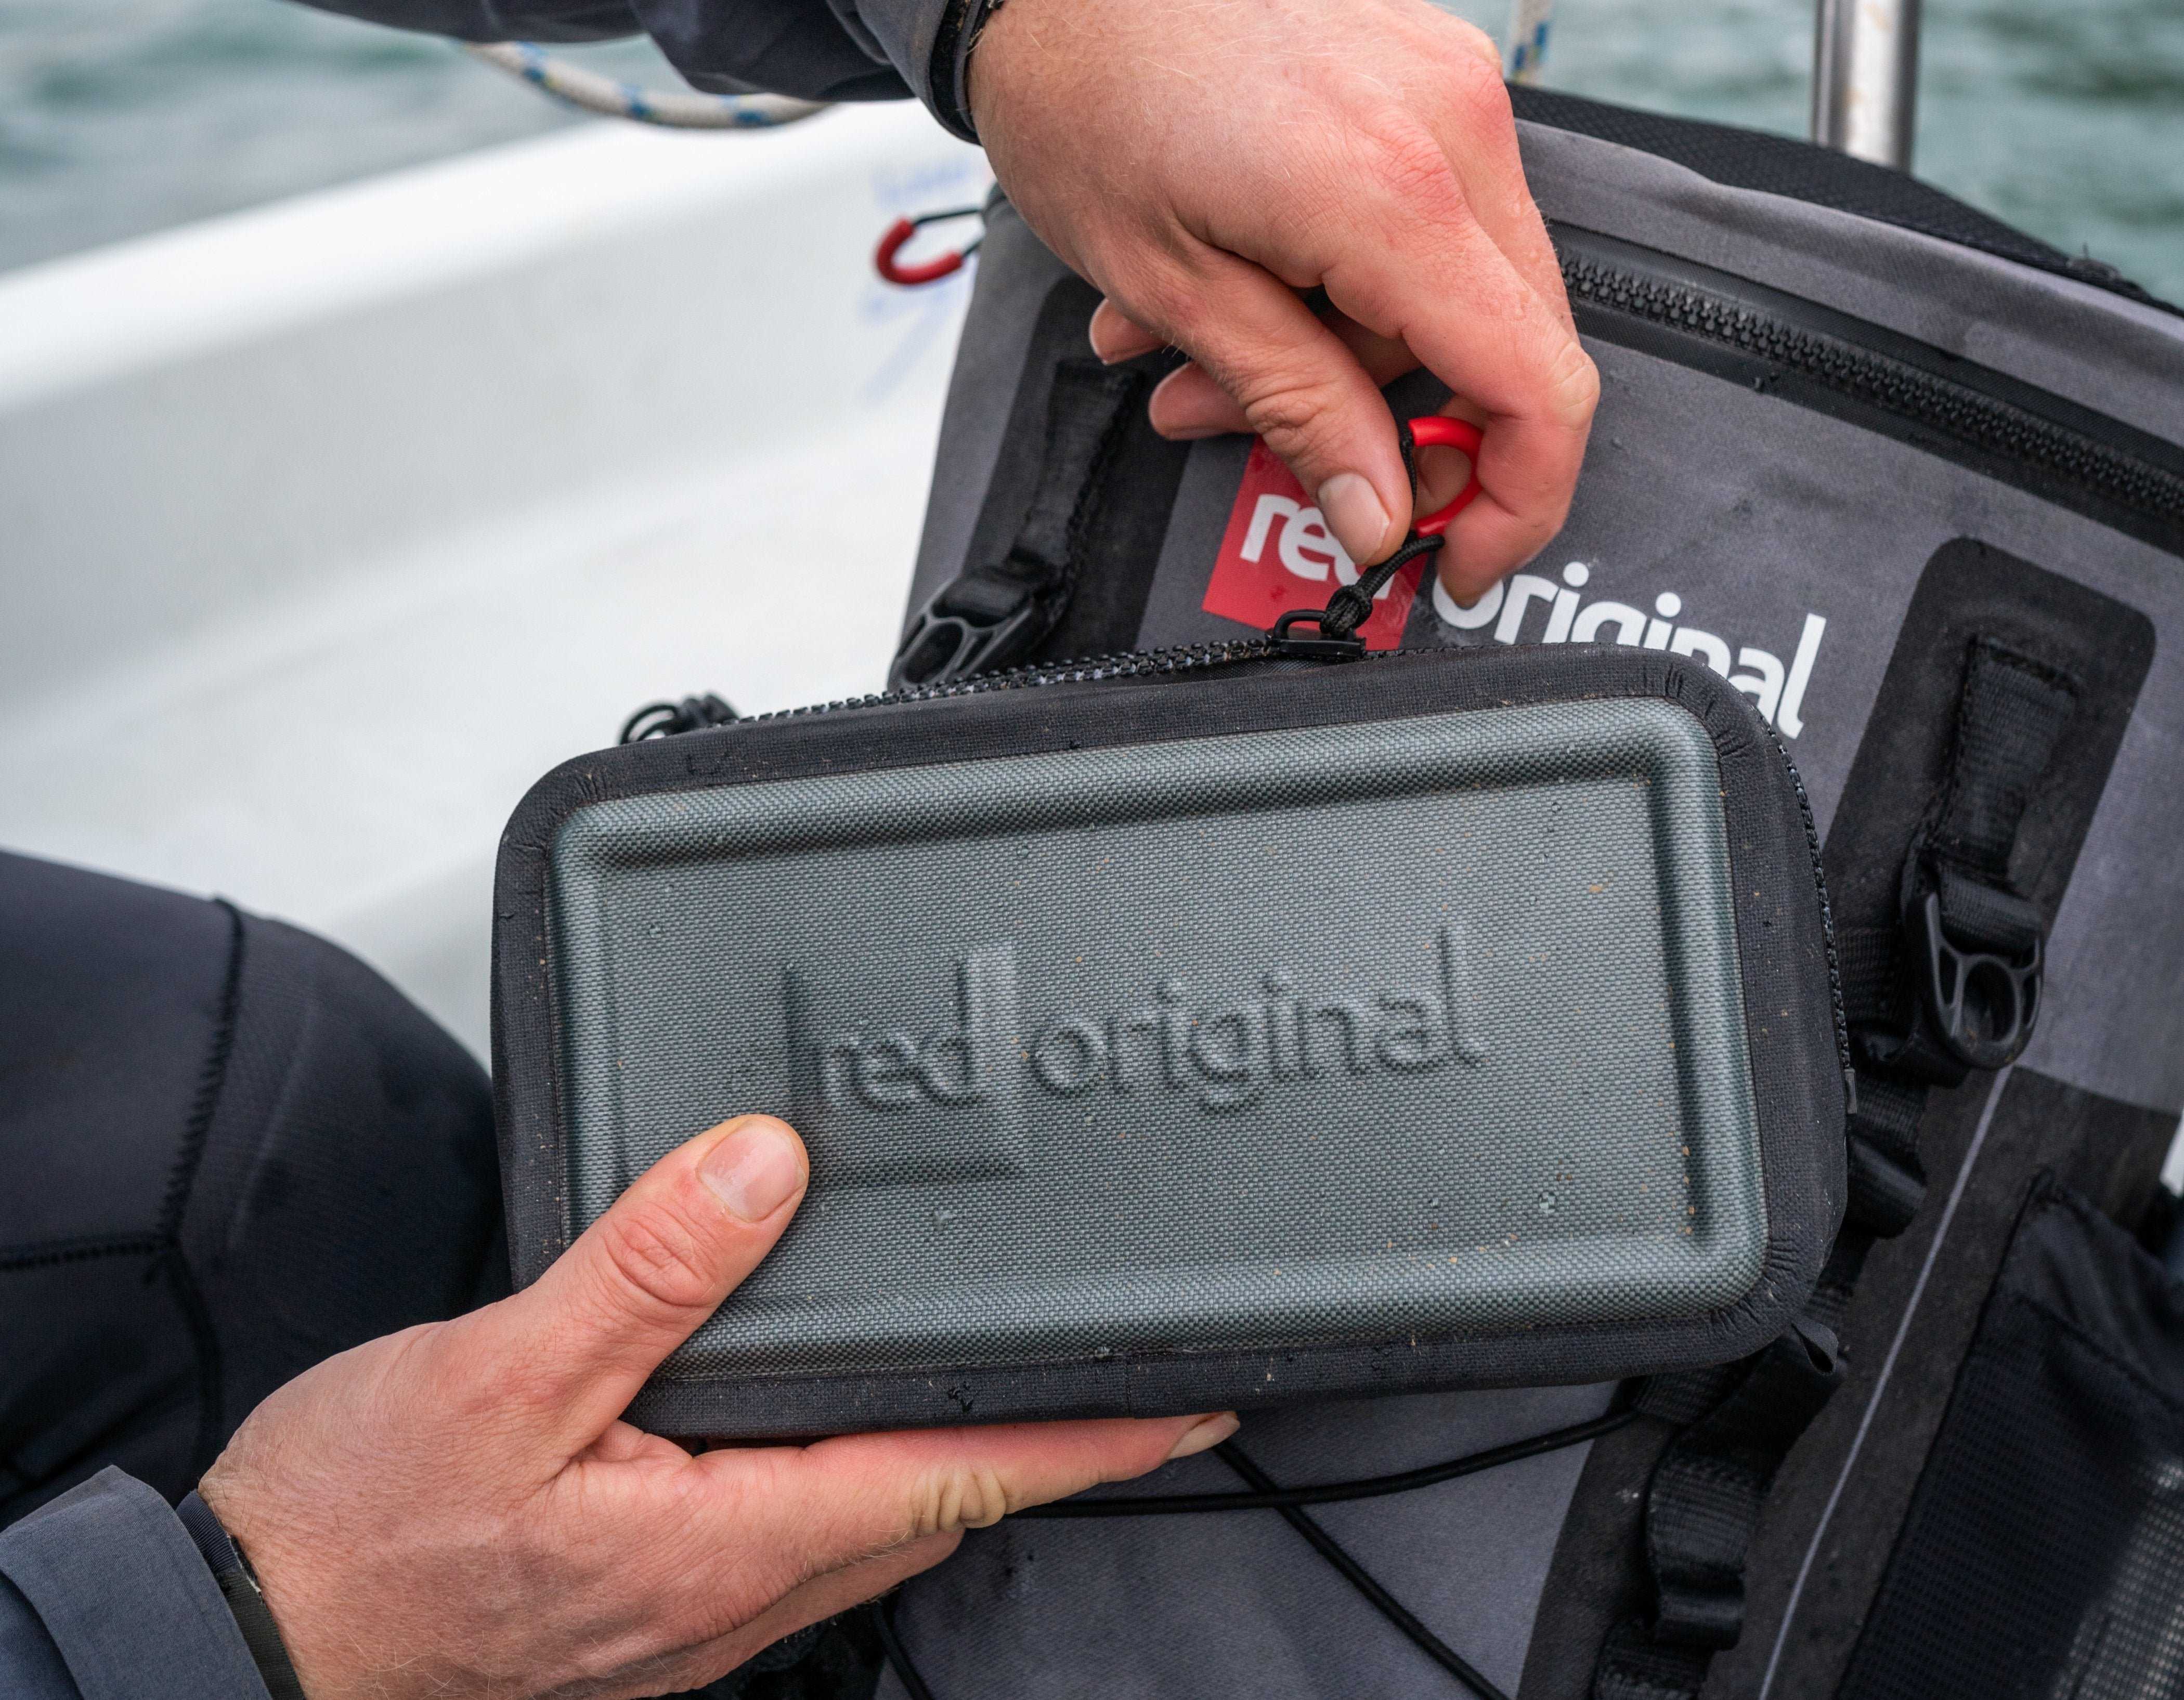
1271, 413, 1448, 653
1318, 533, 1447, 640
1018, 1405, 1635, 1516
617, 694, 738, 743
1214, 1440, 1512, 1700
868, 1401, 1632, 1700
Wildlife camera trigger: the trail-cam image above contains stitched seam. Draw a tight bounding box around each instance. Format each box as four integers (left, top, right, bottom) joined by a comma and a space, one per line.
0, 1234, 164, 1272
157, 898, 245, 1475
159, 899, 244, 1241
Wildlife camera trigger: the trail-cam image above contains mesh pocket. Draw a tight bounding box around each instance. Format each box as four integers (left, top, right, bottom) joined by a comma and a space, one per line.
1839, 1175, 2184, 1700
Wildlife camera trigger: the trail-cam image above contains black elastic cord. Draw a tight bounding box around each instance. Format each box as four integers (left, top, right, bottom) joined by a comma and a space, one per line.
1018, 1406, 1634, 1516
1289, 415, 1448, 645
870, 1409, 1625, 1700
618, 693, 737, 743
1317, 532, 1446, 639
1214, 1441, 1512, 1700
870, 1594, 940, 1700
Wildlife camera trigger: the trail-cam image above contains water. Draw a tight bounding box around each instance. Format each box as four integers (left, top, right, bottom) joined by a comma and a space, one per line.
1, 0, 2179, 299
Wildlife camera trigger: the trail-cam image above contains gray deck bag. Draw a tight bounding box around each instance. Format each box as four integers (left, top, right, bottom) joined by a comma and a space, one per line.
493, 637, 1848, 1438
863, 87, 2184, 1700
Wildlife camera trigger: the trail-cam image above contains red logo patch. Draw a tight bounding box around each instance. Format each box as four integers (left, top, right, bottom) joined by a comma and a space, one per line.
1201, 440, 1421, 649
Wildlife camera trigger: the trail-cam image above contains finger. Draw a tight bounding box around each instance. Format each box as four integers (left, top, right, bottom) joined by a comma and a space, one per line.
1089, 297, 1165, 364
480, 1115, 809, 1449
1110, 253, 1413, 563
1152, 354, 1485, 534
1146, 310, 1416, 437
575, 1419, 698, 1467
724, 1413, 1238, 1564
1322, 205, 1596, 590
1430, 345, 1592, 601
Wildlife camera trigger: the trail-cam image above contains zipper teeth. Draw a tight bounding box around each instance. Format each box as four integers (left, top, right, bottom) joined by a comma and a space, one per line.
1563, 254, 2184, 530
1765, 722, 1854, 1080
740, 638, 1280, 723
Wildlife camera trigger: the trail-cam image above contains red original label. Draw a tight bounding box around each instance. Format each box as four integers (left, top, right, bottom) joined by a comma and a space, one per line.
1200, 440, 1420, 649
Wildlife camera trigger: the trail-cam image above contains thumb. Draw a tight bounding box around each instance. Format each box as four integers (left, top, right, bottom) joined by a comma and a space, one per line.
490, 1115, 808, 1449
1133, 254, 1411, 564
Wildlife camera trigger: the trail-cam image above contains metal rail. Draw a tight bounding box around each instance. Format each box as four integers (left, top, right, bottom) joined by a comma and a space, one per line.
1812, 0, 1923, 169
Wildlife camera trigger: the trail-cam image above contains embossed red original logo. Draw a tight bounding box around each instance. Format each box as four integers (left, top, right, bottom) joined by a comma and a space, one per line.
1201, 440, 1420, 649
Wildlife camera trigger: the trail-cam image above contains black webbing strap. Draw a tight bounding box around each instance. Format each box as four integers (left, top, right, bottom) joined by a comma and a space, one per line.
176, 1489, 308, 1700
1592, 637, 2079, 1700
891, 360, 1146, 689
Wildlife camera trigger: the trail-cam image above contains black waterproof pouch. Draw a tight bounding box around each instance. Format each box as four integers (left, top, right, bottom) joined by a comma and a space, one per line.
493, 644, 1849, 1437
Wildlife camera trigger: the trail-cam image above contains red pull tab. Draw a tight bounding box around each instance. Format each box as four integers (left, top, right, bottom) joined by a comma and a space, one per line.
874, 211, 982, 286
1405, 415, 1484, 535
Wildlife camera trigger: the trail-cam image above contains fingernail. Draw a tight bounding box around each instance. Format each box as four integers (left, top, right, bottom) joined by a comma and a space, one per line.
1158, 423, 1225, 442
700, 1119, 805, 1222
1087, 312, 1132, 364
1165, 1412, 1240, 1461
1317, 473, 1391, 563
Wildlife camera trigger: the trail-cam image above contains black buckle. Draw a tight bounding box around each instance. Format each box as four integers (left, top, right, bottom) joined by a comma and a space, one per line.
1269, 607, 1367, 661
890, 578, 1043, 690
1906, 874, 2043, 1071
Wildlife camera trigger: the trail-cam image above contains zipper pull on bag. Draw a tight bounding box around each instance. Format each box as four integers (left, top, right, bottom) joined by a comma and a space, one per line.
1271, 415, 1483, 660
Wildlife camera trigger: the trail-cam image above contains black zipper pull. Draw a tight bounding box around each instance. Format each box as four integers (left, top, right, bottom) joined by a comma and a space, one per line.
1268, 414, 1479, 662
1270, 532, 1445, 661
619, 694, 738, 743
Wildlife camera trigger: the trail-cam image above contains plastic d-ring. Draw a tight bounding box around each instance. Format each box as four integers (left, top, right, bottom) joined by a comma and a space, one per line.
1405, 416, 1484, 535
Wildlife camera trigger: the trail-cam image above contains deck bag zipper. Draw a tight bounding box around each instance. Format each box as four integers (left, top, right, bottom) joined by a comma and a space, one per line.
492, 627, 1849, 1437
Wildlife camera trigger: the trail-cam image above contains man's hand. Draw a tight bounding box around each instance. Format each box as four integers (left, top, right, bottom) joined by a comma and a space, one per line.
967, 0, 1596, 606
200, 1116, 1233, 1698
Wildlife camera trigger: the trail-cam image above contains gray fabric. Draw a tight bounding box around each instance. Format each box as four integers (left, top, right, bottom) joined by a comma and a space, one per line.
1515, 121, 2184, 444
0, 1468, 268, 1700
908, 197, 1072, 624
884, 1381, 1616, 1700
0, 1577, 76, 1700
1474, 340, 2184, 1116
287, 0, 951, 110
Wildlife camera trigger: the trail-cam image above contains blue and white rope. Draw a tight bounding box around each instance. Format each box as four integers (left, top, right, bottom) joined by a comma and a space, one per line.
465, 42, 831, 129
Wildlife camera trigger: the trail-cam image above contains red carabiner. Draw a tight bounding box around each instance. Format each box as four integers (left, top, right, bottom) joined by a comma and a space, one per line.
874, 208, 983, 286
1405, 415, 1484, 535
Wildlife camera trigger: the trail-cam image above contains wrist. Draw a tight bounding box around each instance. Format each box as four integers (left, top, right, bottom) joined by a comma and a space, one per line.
960, 0, 1036, 143
176, 1490, 308, 1700
932, 0, 1011, 141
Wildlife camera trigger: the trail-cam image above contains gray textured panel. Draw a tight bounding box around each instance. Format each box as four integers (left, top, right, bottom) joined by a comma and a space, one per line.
549, 697, 1764, 1381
